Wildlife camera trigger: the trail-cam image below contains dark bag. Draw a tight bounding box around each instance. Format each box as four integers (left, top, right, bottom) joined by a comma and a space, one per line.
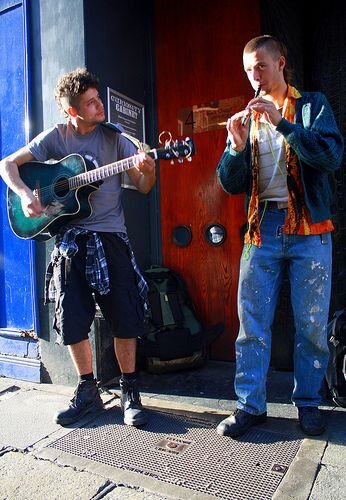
325, 309, 346, 407
137, 265, 223, 373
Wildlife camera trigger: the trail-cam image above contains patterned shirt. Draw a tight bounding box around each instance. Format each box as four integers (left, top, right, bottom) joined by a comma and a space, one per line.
246, 85, 334, 246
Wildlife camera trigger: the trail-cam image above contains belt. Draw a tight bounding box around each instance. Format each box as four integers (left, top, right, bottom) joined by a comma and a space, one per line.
261, 200, 288, 210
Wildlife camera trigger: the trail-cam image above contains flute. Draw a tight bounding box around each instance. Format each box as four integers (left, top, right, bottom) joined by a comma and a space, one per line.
241, 84, 262, 126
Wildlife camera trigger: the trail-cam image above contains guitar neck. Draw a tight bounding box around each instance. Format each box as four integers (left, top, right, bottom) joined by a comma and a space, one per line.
69, 151, 156, 189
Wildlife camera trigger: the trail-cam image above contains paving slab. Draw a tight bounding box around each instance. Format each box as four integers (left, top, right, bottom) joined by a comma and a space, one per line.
0, 450, 164, 500
309, 463, 346, 500
0, 387, 114, 451
0, 379, 21, 399
0, 389, 68, 451
0, 450, 106, 499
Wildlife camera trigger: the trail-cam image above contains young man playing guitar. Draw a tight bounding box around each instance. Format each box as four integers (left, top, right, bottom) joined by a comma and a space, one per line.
0, 68, 156, 427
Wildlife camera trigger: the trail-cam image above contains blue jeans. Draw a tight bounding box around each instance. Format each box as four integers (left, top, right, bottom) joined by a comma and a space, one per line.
235, 206, 332, 415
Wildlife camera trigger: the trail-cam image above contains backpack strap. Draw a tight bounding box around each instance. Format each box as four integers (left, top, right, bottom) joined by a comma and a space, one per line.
165, 274, 185, 325
145, 268, 186, 328
146, 280, 164, 328
167, 270, 190, 303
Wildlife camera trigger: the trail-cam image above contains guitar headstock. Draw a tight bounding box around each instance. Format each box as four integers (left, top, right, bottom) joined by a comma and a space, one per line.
153, 133, 196, 164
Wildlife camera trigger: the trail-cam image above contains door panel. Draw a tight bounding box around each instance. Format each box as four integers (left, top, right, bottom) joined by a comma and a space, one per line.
0, 0, 37, 333
154, 0, 260, 359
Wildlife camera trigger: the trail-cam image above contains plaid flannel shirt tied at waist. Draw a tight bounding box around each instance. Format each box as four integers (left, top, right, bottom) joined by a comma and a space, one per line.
44, 227, 148, 307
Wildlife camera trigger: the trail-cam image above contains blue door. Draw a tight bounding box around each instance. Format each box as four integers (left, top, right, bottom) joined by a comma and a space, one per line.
0, 0, 39, 380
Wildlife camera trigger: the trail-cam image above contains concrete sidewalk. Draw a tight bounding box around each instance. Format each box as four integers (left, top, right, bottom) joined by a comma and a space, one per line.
0, 361, 345, 499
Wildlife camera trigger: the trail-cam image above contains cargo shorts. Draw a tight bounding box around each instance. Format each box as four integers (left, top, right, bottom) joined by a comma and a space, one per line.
52, 232, 145, 345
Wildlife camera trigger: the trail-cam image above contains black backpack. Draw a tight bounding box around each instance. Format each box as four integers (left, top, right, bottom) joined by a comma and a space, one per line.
325, 309, 346, 407
137, 265, 223, 373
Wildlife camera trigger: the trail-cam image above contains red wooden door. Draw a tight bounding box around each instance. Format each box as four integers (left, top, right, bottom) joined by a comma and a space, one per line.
154, 0, 260, 359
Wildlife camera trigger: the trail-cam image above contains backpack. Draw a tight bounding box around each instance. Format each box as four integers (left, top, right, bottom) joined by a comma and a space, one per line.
325, 309, 346, 407
137, 265, 223, 373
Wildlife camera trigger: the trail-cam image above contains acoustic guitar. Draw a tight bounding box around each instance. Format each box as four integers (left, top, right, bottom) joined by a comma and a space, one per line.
7, 138, 195, 241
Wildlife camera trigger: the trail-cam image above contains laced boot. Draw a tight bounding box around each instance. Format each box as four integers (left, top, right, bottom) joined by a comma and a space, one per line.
120, 377, 147, 426
54, 379, 103, 426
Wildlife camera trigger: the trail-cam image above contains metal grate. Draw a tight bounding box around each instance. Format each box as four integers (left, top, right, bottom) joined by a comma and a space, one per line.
49, 408, 301, 500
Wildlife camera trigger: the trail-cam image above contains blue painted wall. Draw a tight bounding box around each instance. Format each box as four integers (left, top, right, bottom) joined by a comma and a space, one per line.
0, 0, 39, 380
0, 1, 37, 333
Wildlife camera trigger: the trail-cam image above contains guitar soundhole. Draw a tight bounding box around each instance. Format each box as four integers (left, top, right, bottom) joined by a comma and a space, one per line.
54, 178, 69, 198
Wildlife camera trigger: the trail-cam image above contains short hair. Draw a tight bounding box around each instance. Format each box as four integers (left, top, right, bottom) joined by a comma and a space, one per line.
244, 35, 294, 84
54, 67, 100, 117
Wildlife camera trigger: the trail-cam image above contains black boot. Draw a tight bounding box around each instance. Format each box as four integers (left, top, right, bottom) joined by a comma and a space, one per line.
54, 379, 103, 426
298, 407, 326, 436
120, 377, 147, 426
216, 409, 267, 437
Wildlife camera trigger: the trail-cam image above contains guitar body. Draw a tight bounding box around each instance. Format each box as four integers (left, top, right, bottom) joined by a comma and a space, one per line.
7, 138, 195, 241
7, 154, 98, 241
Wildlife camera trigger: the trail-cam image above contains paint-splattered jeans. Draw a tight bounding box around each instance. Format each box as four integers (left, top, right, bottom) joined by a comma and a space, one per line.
235, 206, 332, 415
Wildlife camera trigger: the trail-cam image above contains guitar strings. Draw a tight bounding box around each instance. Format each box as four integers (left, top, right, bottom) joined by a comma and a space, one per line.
30, 142, 190, 197
34, 155, 143, 196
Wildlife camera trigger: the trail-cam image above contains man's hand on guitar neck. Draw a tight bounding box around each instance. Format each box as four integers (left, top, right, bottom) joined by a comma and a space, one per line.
129, 151, 156, 193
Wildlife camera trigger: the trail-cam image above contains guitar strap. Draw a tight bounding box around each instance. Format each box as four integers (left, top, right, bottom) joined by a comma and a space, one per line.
101, 121, 150, 152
